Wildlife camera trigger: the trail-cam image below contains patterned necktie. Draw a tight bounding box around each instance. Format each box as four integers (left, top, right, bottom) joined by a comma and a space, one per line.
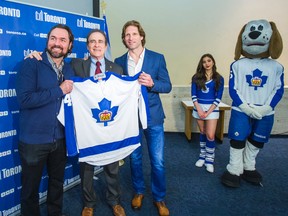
95, 61, 102, 75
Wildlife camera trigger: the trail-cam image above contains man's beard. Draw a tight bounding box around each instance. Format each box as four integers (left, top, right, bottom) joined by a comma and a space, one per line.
47, 45, 67, 58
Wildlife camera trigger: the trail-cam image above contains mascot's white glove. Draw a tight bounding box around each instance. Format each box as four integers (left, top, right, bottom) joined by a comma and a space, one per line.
249, 104, 273, 117
239, 103, 262, 120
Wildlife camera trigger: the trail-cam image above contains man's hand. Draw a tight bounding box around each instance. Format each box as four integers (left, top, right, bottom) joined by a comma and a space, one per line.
60, 80, 73, 94
138, 72, 154, 88
24, 51, 43, 60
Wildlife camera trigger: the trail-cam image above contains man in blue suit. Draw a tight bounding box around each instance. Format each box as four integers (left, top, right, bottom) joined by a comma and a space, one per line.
115, 20, 172, 216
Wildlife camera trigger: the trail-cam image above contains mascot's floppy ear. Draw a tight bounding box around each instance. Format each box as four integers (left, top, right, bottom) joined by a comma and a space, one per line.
234, 25, 246, 60
269, 22, 283, 59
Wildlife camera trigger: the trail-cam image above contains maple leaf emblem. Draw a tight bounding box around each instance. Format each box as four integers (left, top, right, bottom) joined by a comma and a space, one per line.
91, 98, 118, 126
245, 69, 268, 90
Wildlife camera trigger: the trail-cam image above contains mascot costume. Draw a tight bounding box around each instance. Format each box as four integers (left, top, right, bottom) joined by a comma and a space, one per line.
221, 19, 284, 187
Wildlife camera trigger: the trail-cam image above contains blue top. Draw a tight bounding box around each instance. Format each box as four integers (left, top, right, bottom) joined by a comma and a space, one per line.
115, 49, 172, 126
16, 51, 74, 144
191, 77, 224, 106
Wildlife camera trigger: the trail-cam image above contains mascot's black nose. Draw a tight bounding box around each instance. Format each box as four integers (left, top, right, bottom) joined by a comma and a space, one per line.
248, 31, 261, 40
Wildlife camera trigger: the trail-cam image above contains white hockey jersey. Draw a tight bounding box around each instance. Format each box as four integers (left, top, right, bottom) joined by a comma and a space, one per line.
229, 58, 284, 112
58, 72, 149, 166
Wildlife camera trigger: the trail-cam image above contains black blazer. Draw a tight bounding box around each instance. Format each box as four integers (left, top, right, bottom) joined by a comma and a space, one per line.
70, 57, 123, 78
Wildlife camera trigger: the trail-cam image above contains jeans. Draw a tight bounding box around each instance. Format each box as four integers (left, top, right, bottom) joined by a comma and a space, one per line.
18, 139, 67, 216
130, 124, 166, 201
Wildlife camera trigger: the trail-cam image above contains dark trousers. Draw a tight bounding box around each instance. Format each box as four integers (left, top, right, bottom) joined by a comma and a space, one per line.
18, 139, 67, 216
80, 161, 120, 208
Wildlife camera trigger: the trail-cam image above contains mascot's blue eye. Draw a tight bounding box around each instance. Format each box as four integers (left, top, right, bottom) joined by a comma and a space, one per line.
258, 25, 263, 31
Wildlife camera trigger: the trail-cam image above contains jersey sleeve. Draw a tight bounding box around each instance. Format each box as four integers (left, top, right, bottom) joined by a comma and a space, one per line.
191, 82, 198, 103
139, 85, 150, 129
214, 76, 224, 106
58, 94, 79, 156
229, 61, 245, 106
266, 64, 284, 108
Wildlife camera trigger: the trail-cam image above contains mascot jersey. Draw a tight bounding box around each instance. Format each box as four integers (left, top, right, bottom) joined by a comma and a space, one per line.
58, 72, 149, 166
229, 58, 284, 113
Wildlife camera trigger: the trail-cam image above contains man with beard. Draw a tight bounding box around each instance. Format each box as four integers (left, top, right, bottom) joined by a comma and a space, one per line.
16, 24, 74, 216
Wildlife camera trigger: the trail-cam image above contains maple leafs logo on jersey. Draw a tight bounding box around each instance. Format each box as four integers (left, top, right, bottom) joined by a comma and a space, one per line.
91, 98, 119, 126
246, 69, 268, 90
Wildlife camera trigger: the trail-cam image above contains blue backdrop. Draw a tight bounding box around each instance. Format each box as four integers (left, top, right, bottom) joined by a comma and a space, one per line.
0, 1, 104, 215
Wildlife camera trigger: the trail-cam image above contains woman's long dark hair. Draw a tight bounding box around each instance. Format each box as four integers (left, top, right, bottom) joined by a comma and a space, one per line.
191, 53, 222, 91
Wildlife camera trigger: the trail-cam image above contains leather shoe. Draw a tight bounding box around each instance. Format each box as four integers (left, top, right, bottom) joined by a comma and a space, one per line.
154, 201, 170, 216
81, 207, 93, 216
112, 204, 126, 216
131, 194, 144, 209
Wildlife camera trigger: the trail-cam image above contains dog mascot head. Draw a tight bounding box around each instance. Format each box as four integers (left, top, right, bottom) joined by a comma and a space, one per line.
234, 19, 283, 60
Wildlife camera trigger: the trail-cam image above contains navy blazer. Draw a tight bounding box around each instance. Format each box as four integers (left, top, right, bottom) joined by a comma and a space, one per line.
115, 49, 172, 126
16, 51, 74, 144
